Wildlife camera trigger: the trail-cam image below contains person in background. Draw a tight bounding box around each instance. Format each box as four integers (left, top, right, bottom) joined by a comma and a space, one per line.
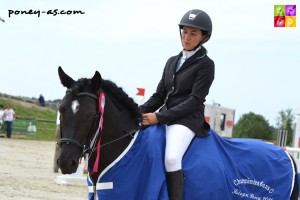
0, 104, 4, 129
2, 105, 16, 138
139, 9, 214, 200
39, 94, 45, 107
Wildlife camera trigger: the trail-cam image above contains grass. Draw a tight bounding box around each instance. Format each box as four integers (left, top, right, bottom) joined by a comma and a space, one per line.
0, 96, 57, 141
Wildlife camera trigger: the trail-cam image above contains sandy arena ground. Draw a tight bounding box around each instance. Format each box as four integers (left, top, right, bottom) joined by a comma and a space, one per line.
0, 137, 87, 200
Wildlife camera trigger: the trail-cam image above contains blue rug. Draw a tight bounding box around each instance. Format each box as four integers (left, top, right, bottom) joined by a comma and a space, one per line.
88, 124, 295, 200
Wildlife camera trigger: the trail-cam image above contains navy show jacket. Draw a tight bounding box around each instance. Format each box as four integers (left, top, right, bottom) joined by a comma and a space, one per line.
140, 47, 214, 137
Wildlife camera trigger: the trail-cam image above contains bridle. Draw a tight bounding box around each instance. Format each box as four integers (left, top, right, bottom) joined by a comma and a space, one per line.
57, 89, 140, 158
58, 89, 101, 157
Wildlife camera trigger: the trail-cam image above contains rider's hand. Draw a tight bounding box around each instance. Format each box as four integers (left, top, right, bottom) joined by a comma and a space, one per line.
142, 113, 159, 126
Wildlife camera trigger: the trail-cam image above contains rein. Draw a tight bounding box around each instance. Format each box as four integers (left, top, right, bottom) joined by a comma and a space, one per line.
89, 127, 139, 150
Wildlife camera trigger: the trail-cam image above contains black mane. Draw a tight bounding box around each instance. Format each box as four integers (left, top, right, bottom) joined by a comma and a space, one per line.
69, 77, 141, 124
101, 79, 141, 123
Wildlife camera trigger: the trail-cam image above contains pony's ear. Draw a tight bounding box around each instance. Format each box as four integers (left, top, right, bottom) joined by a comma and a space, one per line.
58, 66, 75, 89
91, 71, 102, 92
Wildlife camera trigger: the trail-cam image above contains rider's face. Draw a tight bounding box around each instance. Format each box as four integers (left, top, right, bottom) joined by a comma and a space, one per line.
181, 26, 206, 50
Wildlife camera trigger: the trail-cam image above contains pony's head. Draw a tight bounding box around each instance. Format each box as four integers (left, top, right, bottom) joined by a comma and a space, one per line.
57, 66, 101, 174
57, 67, 141, 177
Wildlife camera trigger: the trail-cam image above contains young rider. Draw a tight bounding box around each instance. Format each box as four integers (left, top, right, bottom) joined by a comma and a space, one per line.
140, 9, 215, 200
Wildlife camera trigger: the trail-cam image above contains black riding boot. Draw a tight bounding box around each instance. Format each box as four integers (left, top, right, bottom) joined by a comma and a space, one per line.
166, 170, 184, 200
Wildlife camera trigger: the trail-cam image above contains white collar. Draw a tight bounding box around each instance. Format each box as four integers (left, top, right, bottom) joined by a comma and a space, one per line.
182, 46, 201, 60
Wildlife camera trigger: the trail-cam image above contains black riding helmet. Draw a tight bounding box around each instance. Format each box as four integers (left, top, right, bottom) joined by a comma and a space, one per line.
179, 9, 213, 49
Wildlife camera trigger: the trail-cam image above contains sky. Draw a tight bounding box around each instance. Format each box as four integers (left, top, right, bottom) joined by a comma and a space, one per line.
0, 0, 299, 126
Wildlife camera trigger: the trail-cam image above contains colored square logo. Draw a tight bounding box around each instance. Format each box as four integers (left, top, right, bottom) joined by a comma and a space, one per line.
286, 5, 296, 16
286, 16, 296, 27
274, 5, 285, 16
274, 16, 285, 27
274, 5, 296, 27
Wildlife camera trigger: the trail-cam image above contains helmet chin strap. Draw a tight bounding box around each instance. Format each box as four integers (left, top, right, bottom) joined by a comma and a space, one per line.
185, 42, 201, 51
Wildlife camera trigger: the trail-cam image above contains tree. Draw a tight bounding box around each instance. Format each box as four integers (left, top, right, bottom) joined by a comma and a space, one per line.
276, 108, 295, 146
233, 112, 272, 140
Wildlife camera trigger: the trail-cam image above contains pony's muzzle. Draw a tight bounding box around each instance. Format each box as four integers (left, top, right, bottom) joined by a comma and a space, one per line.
57, 158, 78, 174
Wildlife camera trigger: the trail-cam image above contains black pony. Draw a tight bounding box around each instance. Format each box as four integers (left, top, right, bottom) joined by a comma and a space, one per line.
57, 67, 140, 185
57, 67, 299, 200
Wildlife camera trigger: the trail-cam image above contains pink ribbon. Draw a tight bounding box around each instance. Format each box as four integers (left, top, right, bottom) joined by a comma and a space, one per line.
93, 92, 105, 173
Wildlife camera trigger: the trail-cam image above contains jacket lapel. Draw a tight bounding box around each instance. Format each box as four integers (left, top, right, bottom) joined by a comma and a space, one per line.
176, 49, 206, 73
171, 52, 182, 73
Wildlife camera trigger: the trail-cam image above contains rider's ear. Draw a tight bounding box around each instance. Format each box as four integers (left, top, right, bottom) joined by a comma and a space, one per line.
58, 66, 75, 89
91, 71, 102, 92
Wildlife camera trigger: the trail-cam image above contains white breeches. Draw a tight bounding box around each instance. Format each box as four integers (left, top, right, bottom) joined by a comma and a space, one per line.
165, 124, 195, 172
